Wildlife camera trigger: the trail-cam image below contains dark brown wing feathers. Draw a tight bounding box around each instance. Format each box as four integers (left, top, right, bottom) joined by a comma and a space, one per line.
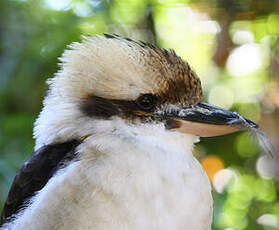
0, 140, 80, 226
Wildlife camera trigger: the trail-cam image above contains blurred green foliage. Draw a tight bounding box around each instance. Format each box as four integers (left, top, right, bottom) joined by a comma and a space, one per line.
0, 0, 278, 229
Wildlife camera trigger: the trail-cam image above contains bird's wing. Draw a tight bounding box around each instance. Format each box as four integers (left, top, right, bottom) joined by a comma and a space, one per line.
0, 140, 80, 226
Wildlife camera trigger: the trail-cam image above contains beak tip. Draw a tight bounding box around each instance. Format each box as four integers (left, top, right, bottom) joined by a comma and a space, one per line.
229, 116, 259, 130
246, 119, 259, 129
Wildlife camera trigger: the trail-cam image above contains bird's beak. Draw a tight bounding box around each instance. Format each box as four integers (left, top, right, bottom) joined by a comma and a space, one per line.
158, 103, 258, 137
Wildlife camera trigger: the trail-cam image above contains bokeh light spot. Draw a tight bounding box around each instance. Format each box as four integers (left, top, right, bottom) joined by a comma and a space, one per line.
256, 155, 276, 179
257, 214, 279, 228
44, 0, 70, 11
201, 156, 224, 182
213, 169, 237, 193
226, 43, 262, 77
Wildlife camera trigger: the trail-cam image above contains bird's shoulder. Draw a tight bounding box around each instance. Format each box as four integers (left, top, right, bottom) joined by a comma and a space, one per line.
0, 140, 80, 226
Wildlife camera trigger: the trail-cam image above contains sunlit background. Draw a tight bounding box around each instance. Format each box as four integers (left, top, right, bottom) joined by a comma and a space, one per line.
0, 0, 279, 229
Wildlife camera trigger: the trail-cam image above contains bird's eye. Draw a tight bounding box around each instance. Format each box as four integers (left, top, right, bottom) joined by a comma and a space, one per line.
136, 94, 156, 111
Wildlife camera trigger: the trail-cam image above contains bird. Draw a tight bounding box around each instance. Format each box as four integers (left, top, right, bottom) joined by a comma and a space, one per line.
0, 34, 258, 230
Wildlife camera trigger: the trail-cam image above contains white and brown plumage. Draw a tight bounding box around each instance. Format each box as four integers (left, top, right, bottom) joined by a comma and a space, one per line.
0, 34, 258, 230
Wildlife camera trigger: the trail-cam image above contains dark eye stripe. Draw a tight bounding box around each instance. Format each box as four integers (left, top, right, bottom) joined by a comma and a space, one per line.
80, 95, 157, 119
80, 96, 120, 118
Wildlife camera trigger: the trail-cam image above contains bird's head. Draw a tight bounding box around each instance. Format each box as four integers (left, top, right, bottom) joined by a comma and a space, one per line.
34, 34, 258, 149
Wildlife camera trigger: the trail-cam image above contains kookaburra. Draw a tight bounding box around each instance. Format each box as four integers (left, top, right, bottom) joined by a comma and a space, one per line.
0, 34, 258, 230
